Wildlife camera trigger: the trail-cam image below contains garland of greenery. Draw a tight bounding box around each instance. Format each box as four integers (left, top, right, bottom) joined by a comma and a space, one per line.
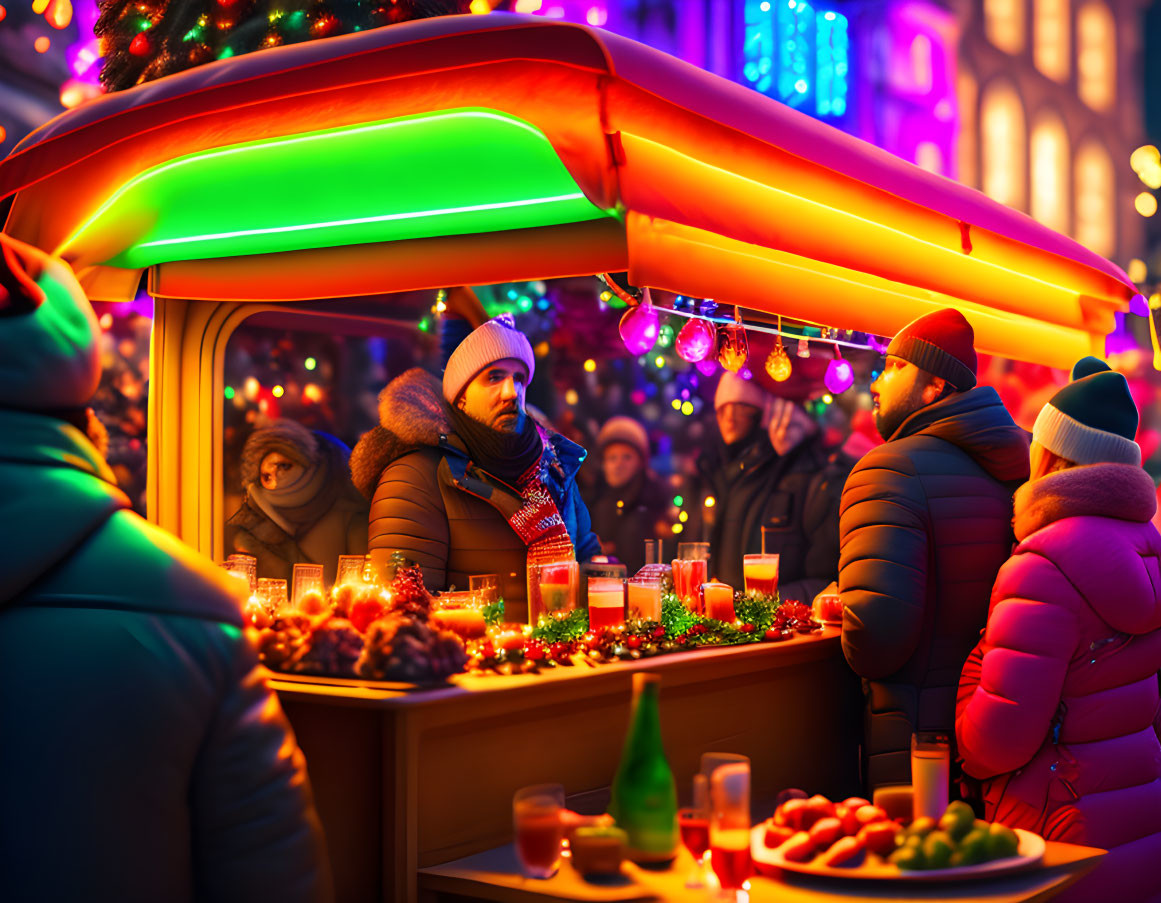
482, 600, 505, 626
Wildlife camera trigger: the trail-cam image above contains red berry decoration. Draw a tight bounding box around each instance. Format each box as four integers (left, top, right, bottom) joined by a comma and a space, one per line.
652, 626, 665, 639
129, 32, 152, 56
478, 640, 495, 660
349, 597, 385, 634
676, 635, 687, 645
626, 635, 641, 650
549, 641, 571, 662
739, 623, 755, 634
525, 640, 546, 662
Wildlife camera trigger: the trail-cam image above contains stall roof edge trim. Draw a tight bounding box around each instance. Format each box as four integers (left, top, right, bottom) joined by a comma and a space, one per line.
57, 108, 615, 270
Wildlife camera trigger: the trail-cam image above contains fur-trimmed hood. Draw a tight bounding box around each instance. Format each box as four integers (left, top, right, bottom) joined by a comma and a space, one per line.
1013, 462, 1157, 541
350, 368, 450, 498
349, 367, 587, 500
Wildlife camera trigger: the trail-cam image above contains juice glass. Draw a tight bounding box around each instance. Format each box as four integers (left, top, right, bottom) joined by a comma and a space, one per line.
709, 762, 752, 899
256, 578, 289, 615
470, 573, 501, 605
224, 554, 258, 592
513, 784, 565, 879
742, 554, 780, 596
702, 582, 735, 623
678, 808, 710, 888
527, 561, 579, 624
911, 733, 950, 822
587, 578, 625, 630
814, 592, 844, 624
627, 576, 663, 622
672, 559, 708, 612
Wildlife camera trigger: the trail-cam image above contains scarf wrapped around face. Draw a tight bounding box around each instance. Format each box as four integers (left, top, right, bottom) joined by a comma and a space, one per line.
448, 405, 575, 566
241, 422, 342, 538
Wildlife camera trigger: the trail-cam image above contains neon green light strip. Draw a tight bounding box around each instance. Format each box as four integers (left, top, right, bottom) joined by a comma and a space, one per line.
61, 109, 613, 269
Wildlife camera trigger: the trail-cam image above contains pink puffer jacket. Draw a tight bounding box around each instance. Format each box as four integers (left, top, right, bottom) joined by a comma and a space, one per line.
957, 463, 1161, 903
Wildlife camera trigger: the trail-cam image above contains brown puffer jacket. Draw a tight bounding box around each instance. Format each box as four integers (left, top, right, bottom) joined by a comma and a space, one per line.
350, 369, 600, 622
838, 386, 1029, 791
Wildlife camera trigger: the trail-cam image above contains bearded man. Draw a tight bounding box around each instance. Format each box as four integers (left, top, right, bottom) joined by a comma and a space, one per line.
351, 315, 599, 620
830, 309, 1029, 791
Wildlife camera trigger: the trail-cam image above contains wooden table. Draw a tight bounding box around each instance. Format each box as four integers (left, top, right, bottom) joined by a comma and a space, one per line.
270, 627, 860, 902
417, 842, 1105, 903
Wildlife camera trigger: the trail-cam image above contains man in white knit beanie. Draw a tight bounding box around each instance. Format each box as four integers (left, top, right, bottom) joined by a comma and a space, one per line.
352, 314, 600, 620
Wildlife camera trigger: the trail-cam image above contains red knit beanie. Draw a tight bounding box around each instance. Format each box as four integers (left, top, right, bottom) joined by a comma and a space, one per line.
885, 308, 977, 391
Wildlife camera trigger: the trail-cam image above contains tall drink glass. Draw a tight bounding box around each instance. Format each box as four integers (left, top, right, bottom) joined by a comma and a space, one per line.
911, 733, 951, 822
742, 554, 780, 596
528, 561, 579, 624
513, 784, 565, 879
702, 582, 735, 623
709, 763, 752, 899
627, 575, 663, 621
672, 559, 708, 612
588, 578, 626, 630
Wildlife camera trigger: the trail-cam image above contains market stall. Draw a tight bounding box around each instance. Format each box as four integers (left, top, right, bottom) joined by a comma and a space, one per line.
0, 12, 1143, 903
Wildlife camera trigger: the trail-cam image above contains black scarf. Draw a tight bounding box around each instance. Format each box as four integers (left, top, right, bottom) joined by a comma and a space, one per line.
448, 404, 545, 487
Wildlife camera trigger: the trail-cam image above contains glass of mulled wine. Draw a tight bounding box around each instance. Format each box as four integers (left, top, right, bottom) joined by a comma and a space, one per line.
678, 807, 710, 888
709, 763, 752, 900
513, 783, 565, 879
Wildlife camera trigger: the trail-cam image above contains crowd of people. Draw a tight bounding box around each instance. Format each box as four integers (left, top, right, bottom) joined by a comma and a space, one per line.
4, 233, 1161, 902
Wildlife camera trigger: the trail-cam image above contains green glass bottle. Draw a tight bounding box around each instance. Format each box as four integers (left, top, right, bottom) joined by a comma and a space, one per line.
607, 672, 679, 864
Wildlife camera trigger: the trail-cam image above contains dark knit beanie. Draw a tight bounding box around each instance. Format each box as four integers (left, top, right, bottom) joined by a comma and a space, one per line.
886, 308, 977, 391
1033, 370, 1140, 466
1070, 356, 1111, 381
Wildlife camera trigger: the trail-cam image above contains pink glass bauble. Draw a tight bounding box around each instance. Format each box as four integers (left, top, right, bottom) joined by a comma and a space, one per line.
675, 317, 716, 363
824, 357, 854, 394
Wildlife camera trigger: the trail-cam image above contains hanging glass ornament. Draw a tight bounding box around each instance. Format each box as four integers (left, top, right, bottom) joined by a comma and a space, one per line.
797, 337, 811, 359
766, 341, 792, 383
695, 357, 718, 377
717, 306, 748, 373
658, 323, 675, 348
676, 317, 716, 363
618, 288, 659, 355
824, 348, 855, 394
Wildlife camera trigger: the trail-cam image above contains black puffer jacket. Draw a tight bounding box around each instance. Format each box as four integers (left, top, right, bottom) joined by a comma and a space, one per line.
689, 432, 853, 602
589, 472, 671, 574
837, 387, 1029, 790
0, 410, 331, 903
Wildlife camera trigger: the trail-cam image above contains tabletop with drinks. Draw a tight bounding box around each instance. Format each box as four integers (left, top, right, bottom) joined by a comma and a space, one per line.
418, 677, 1103, 903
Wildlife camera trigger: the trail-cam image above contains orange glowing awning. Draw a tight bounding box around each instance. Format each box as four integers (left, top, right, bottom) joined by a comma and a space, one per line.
0, 13, 1140, 367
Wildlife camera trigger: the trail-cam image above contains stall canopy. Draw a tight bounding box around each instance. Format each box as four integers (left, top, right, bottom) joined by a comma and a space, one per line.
0, 12, 1142, 367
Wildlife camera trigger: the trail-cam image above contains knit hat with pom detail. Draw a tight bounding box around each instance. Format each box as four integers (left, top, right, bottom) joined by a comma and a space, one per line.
886, 308, 977, 391
0, 234, 101, 411
1070, 356, 1111, 381
442, 313, 536, 404
597, 416, 650, 462
1033, 369, 1140, 466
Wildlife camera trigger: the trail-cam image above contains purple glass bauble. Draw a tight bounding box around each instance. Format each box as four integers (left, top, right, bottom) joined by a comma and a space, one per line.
695, 357, 718, 376
675, 317, 716, 362
619, 296, 659, 355
824, 357, 855, 394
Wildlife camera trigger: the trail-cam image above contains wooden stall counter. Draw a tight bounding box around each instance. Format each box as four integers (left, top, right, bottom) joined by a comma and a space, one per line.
269, 627, 861, 903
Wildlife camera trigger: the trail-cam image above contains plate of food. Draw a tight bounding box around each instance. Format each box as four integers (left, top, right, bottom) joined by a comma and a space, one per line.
752, 796, 1045, 882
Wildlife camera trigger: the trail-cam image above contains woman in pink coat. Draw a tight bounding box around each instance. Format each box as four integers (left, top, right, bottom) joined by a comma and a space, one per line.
957, 359, 1161, 903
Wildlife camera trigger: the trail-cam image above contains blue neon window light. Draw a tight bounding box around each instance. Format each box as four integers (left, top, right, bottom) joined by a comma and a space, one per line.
743, 0, 848, 117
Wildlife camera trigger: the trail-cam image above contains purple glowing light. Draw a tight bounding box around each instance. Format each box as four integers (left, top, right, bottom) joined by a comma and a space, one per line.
1130, 293, 1149, 317
619, 292, 659, 355
824, 357, 855, 394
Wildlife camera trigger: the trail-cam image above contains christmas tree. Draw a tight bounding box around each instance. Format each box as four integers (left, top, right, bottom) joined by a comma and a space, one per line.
95, 0, 471, 93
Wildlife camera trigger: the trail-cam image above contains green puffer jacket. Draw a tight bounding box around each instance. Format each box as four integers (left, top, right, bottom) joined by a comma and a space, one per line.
0, 410, 332, 903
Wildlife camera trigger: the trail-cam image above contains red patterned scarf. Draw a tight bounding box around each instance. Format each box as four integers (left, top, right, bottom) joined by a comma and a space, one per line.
507, 427, 575, 568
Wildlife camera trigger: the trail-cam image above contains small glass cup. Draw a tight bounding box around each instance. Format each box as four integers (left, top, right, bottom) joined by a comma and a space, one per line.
527, 561, 579, 625
513, 783, 565, 879
627, 575, 663, 621
814, 592, 843, 624
431, 591, 487, 639
678, 542, 710, 562
701, 752, 750, 782
291, 563, 324, 607
742, 554, 780, 596
587, 578, 626, 630
256, 578, 289, 615
470, 573, 501, 605
702, 582, 736, 623
709, 763, 752, 900
911, 733, 951, 822
336, 555, 366, 588
873, 784, 914, 823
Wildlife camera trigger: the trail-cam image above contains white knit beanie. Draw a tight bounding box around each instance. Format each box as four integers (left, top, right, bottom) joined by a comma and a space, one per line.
442, 314, 536, 403
597, 416, 650, 461
714, 372, 772, 427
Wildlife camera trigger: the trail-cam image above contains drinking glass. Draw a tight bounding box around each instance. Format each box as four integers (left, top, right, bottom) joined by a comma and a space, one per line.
742, 554, 780, 596
587, 578, 626, 630
291, 563, 324, 607
256, 578, 289, 615
527, 561, 579, 625
677, 542, 710, 561
911, 733, 951, 822
873, 785, 914, 823
336, 555, 366, 588
814, 591, 843, 624
672, 558, 708, 612
700, 752, 750, 782
702, 582, 736, 623
513, 783, 565, 879
470, 573, 501, 605
627, 575, 663, 621
709, 763, 752, 899
678, 807, 711, 888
